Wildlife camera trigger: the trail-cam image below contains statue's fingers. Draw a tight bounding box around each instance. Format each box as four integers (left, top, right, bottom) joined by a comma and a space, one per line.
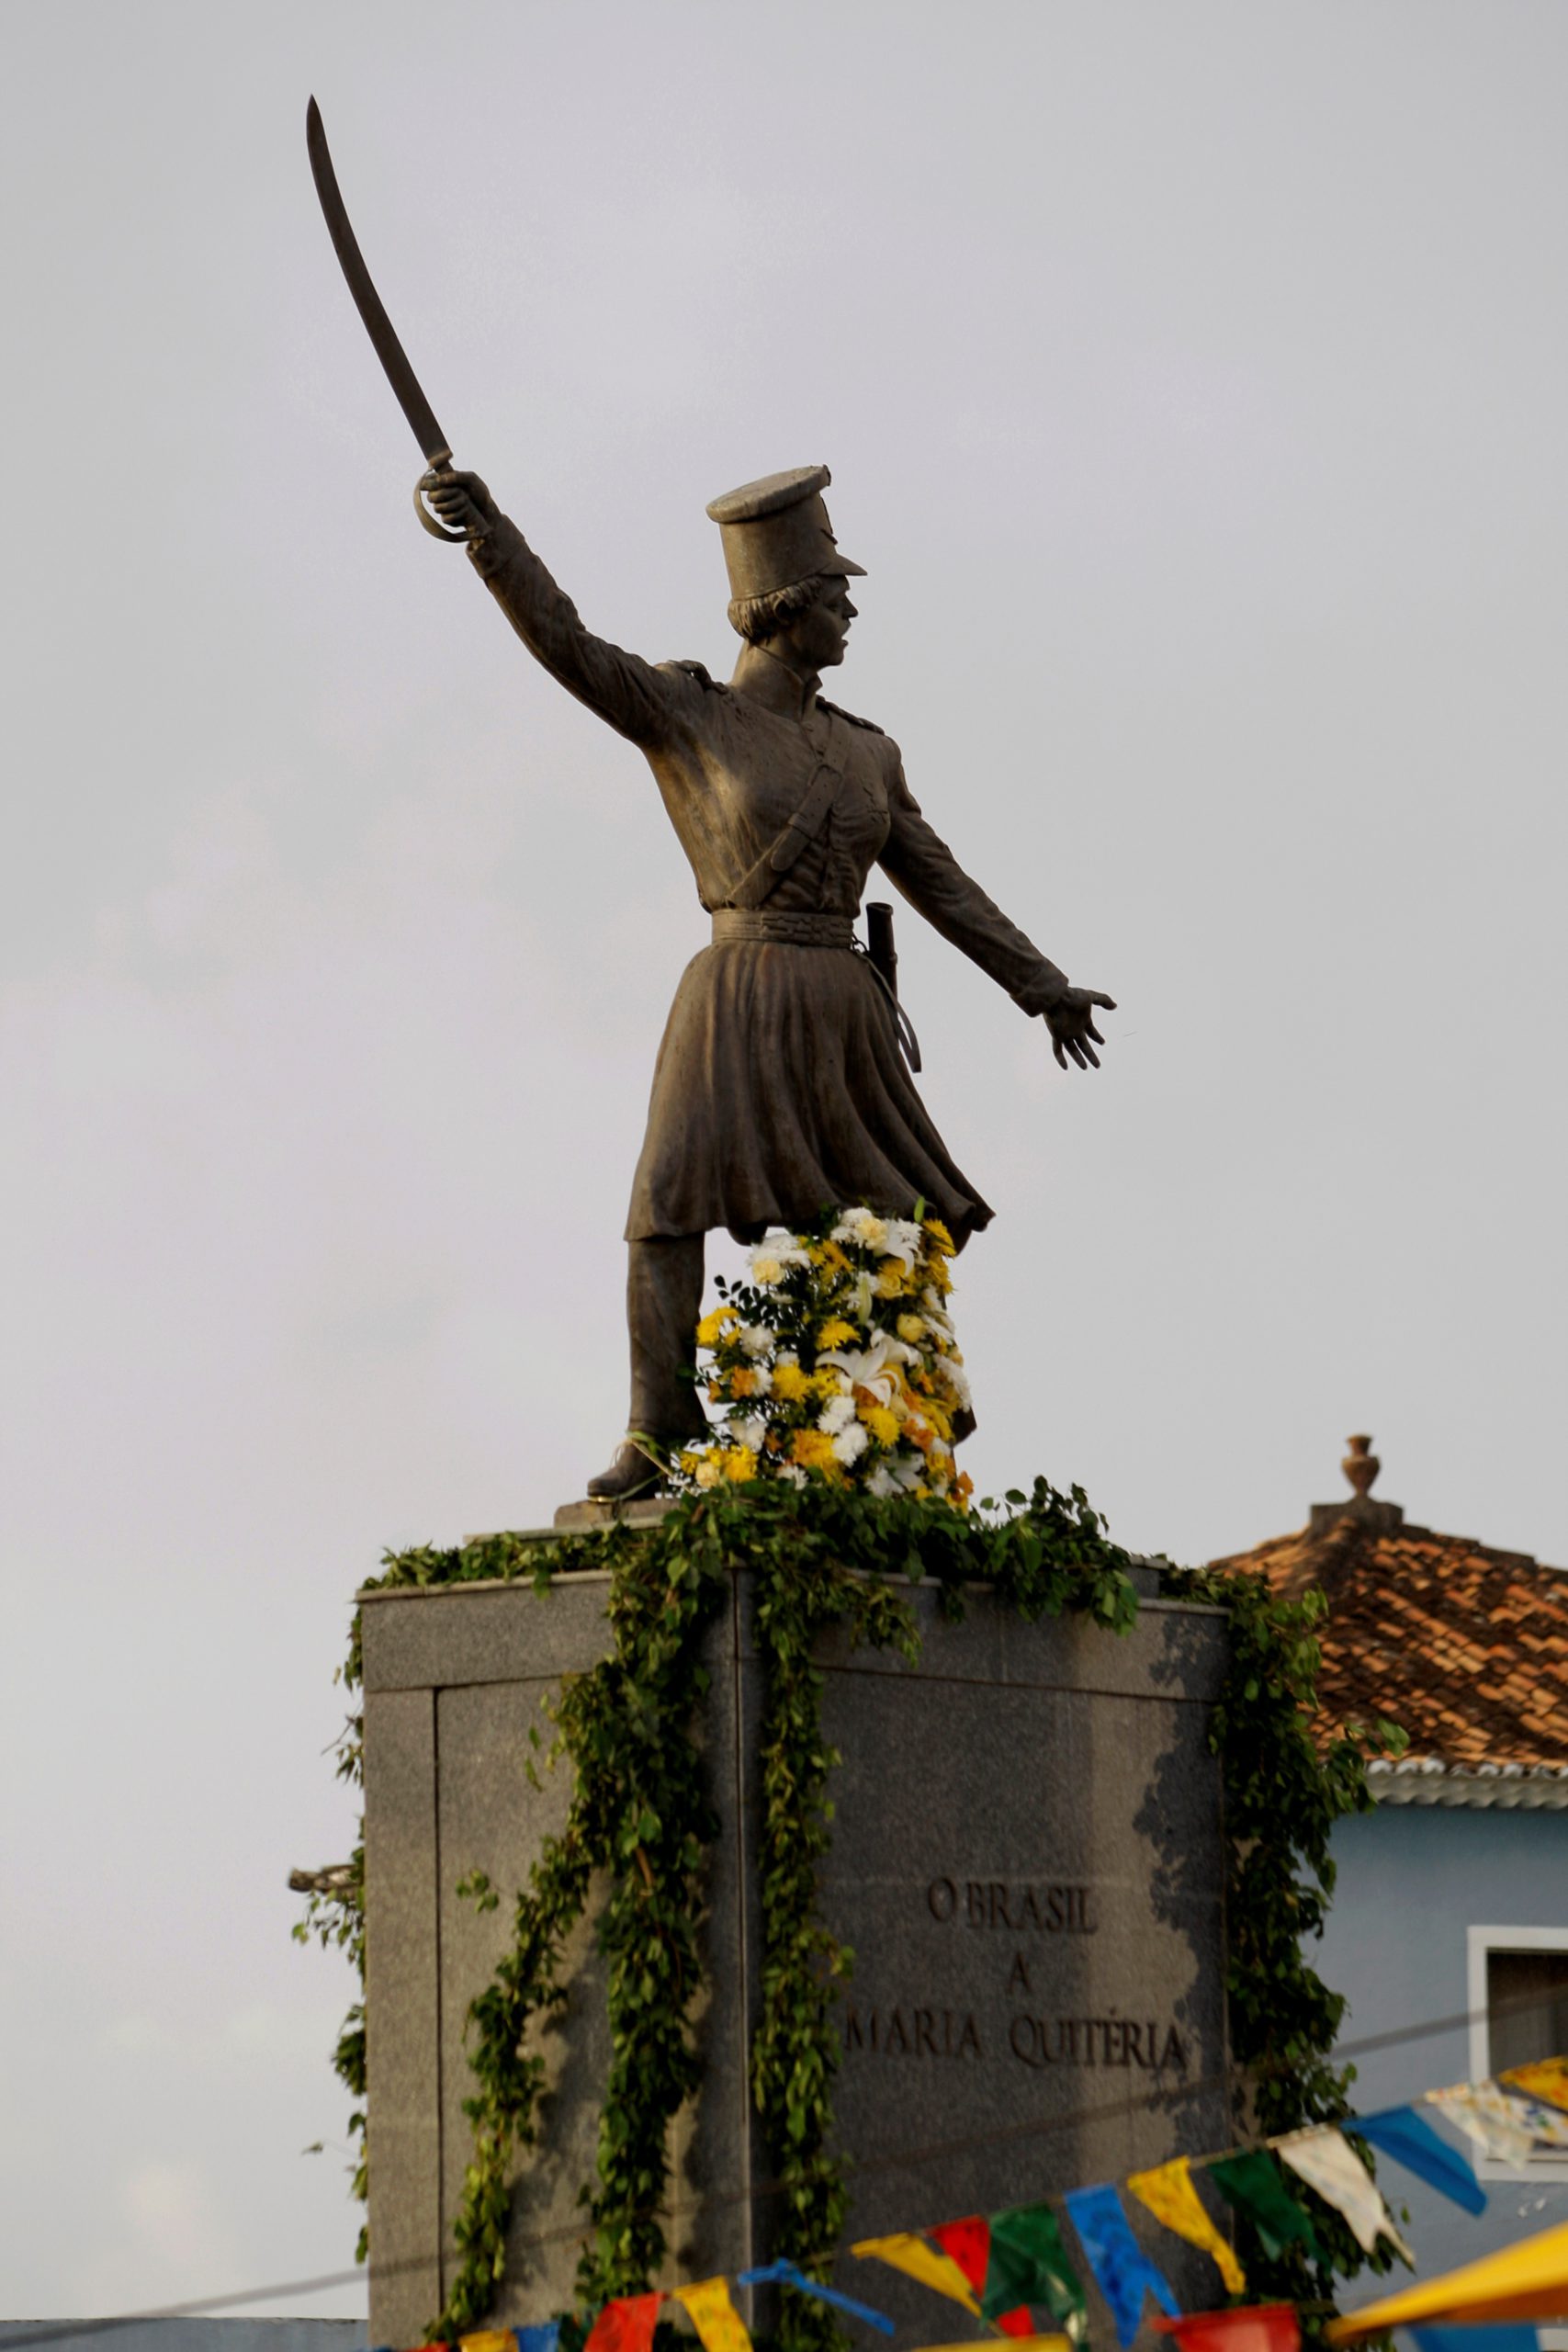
1078, 1037, 1101, 1069
1089, 992, 1117, 1011
1053, 1035, 1067, 1070
1085, 1018, 1105, 1046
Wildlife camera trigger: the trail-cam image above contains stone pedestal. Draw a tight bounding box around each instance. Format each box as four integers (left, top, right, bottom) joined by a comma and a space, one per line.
361, 1551, 1231, 2345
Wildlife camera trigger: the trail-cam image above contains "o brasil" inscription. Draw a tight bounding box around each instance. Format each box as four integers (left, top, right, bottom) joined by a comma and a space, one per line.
927, 1878, 1098, 1932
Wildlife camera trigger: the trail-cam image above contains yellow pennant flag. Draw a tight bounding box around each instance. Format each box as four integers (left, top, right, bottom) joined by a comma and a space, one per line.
1502, 2058, 1568, 2112
1127, 2154, 1247, 2296
852, 2233, 982, 2315
915, 2340, 1068, 2352
459, 2336, 517, 2352
674, 2276, 754, 2352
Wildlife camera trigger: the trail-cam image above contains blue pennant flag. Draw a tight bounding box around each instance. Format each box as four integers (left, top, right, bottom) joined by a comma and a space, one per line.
1064, 2183, 1180, 2350
1358, 2105, 1487, 2215
1409, 2329, 1538, 2352
515, 2327, 563, 2352
738, 2259, 896, 2335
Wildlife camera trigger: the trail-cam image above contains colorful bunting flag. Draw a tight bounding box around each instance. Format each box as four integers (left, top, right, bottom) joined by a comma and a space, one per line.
1408, 2329, 1540, 2352
1276, 2127, 1413, 2261
516, 2329, 562, 2352
737, 2259, 895, 2335
929, 2216, 990, 2297
913, 2340, 1069, 2352
1209, 2154, 1323, 2263
458, 2335, 514, 2352
584, 2294, 664, 2352
851, 2233, 982, 2313
1501, 2059, 1568, 2113
1154, 2305, 1301, 2352
674, 2276, 753, 2352
982, 2204, 1088, 2342
1430, 2084, 1539, 2167
1127, 2156, 1247, 2296
1355, 2105, 1485, 2215
1064, 2183, 1179, 2349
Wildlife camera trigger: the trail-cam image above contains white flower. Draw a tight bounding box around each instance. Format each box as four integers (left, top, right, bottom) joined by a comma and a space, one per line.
776, 1463, 808, 1488
817, 1336, 901, 1404
818, 1392, 857, 1436
729, 1415, 767, 1448
694, 1455, 722, 1488
883, 1217, 924, 1268
831, 1206, 887, 1250
831, 1421, 870, 1465
738, 1324, 773, 1359
750, 1238, 811, 1286
866, 1462, 900, 1498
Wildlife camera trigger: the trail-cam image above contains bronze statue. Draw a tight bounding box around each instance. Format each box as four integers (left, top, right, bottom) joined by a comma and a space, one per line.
306, 103, 1114, 1501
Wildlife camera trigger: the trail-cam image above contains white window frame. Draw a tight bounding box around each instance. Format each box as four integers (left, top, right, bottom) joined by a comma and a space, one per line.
1467, 1924, 1568, 2179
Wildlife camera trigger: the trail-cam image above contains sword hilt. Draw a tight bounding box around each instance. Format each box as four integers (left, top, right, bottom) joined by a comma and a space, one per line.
414, 449, 469, 543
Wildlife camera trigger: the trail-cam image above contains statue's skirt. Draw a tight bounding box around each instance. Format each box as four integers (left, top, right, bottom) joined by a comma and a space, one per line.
625, 941, 993, 1247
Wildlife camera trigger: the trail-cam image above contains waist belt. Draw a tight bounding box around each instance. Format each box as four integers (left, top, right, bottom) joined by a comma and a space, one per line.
708, 909, 921, 1073
711, 909, 855, 947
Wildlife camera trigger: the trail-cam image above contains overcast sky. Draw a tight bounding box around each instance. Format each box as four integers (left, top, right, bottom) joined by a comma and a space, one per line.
3, 0, 1565, 2324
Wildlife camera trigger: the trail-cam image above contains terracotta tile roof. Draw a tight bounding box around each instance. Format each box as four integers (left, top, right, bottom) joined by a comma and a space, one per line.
1207, 1453, 1568, 1772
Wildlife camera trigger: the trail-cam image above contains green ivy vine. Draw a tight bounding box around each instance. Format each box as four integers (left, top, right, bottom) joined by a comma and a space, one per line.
303, 1482, 1397, 2345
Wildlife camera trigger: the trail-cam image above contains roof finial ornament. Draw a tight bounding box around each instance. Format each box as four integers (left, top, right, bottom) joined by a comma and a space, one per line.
1343, 1433, 1380, 1499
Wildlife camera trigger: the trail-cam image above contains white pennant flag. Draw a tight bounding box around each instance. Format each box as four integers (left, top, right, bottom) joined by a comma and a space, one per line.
1429, 2082, 1538, 2166
1278, 2126, 1415, 2259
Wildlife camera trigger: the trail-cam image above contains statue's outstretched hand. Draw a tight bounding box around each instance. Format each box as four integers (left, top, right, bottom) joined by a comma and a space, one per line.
1044, 986, 1116, 1072
422, 467, 500, 539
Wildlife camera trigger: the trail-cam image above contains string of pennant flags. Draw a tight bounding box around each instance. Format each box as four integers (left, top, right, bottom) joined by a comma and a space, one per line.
380, 2056, 1568, 2352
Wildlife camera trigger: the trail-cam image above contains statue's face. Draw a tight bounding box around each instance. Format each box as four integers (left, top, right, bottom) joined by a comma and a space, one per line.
786, 573, 857, 670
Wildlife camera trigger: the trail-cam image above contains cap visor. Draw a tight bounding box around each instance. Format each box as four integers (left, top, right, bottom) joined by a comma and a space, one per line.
826, 554, 867, 578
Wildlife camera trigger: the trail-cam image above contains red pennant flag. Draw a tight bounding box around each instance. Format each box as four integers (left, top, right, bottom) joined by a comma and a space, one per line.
584, 2296, 664, 2352
995, 2312, 1037, 2339
1154, 2306, 1301, 2352
931, 2218, 991, 2298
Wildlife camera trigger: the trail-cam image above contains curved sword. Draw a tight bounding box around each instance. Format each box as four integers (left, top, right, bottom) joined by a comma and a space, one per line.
305, 96, 464, 541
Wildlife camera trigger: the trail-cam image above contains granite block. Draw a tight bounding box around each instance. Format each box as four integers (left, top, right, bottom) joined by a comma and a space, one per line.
360, 1561, 1231, 2344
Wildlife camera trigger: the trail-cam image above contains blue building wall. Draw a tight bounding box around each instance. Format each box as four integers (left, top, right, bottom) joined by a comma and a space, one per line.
1317, 1804, 1568, 2308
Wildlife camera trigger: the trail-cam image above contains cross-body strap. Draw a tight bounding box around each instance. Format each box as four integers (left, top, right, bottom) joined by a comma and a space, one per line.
727, 752, 846, 910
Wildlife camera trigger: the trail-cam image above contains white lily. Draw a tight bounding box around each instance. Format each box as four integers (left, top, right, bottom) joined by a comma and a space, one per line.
817, 1336, 902, 1405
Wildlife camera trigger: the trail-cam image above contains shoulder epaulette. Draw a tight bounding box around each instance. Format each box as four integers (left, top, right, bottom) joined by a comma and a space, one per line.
658, 658, 725, 691
817, 696, 886, 735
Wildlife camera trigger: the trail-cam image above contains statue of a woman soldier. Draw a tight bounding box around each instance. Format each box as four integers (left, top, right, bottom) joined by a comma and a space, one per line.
424, 463, 1115, 1500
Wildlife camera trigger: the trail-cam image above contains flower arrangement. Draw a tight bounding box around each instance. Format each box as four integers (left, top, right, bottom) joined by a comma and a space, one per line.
675, 1204, 974, 1509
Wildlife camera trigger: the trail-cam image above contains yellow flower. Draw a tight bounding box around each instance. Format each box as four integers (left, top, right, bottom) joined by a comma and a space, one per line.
751, 1256, 784, 1285
818, 1239, 851, 1273
728, 1366, 760, 1399
694, 1455, 722, 1488
791, 1428, 840, 1476
771, 1363, 812, 1403
812, 1367, 848, 1399
923, 1216, 955, 1256
722, 1444, 759, 1483
696, 1305, 739, 1347
896, 1313, 926, 1344
817, 1317, 858, 1349
875, 1261, 913, 1299
858, 1402, 899, 1447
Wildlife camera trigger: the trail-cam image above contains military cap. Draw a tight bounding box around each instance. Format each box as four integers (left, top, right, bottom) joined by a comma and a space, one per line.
705, 465, 866, 603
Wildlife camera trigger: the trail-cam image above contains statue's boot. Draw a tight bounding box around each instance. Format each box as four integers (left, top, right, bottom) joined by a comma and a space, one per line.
583, 1234, 707, 1501
586, 1438, 666, 1502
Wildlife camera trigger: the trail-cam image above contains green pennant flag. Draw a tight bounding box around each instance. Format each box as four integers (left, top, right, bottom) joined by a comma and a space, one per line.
982, 2204, 1087, 2339
1209, 2152, 1324, 2263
